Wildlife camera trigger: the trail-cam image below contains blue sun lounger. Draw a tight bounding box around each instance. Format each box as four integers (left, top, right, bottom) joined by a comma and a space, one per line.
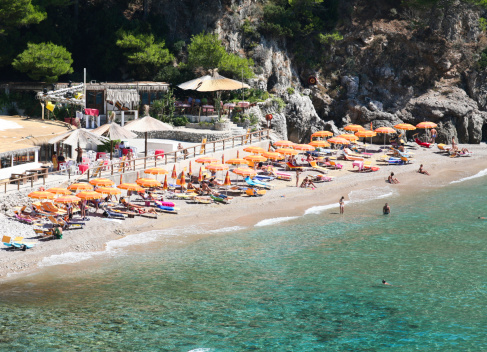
245, 176, 272, 189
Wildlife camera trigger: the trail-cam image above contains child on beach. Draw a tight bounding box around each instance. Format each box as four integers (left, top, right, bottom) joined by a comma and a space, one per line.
339, 196, 345, 214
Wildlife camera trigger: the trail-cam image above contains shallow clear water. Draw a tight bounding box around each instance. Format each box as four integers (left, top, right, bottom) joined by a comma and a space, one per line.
1, 177, 487, 351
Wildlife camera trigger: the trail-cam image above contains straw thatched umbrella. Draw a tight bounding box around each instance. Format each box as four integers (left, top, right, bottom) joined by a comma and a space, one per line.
124, 114, 173, 158
48, 128, 108, 155
92, 122, 137, 160
178, 69, 250, 119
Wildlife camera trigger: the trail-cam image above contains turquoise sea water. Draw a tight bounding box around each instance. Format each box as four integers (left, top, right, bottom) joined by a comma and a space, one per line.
1, 174, 487, 351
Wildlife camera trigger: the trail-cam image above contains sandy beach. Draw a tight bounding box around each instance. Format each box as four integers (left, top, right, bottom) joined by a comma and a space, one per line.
1, 142, 487, 282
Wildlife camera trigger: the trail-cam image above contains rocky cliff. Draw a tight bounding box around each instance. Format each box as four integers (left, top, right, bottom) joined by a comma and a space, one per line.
156, 0, 487, 143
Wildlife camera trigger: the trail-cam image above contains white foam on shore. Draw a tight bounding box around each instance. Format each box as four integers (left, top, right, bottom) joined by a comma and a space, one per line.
255, 216, 299, 227
37, 225, 247, 268
187, 349, 213, 352
0, 119, 23, 131
450, 168, 487, 184
304, 203, 340, 215
208, 226, 246, 233
348, 186, 394, 203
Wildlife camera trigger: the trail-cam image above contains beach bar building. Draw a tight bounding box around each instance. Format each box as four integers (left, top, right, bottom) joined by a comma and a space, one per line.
0, 143, 41, 181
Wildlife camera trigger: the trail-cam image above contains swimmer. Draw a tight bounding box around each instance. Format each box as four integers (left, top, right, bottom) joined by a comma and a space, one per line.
382, 279, 392, 286
383, 203, 390, 215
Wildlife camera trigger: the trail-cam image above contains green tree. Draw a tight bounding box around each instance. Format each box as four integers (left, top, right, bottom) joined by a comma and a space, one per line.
0, 0, 46, 35
186, 33, 254, 79
12, 42, 73, 82
116, 31, 174, 80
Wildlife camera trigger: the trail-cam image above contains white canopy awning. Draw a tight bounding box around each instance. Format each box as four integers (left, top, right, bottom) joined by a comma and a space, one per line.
106, 89, 140, 105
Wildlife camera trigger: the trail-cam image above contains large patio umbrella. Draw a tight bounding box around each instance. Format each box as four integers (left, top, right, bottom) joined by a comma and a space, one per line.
374, 127, 397, 148
292, 144, 315, 151
48, 128, 108, 150
28, 191, 55, 200
354, 130, 377, 152
311, 131, 333, 140
68, 183, 93, 192
124, 115, 173, 158
338, 134, 359, 142
144, 167, 168, 181
416, 121, 437, 141
92, 122, 137, 160
136, 178, 161, 188
394, 123, 416, 143
178, 70, 250, 119
54, 195, 81, 204
76, 191, 103, 200
89, 178, 115, 187
273, 140, 295, 148
344, 124, 365, 132
276, 148, 299, 156
195, 157, 219, 164
46, 187, 72, 195
243, 146, 266, 154
327, 137, 349, 146
95, 187, 122, 196
262, 152, 282, 161
309, 140, 331, 148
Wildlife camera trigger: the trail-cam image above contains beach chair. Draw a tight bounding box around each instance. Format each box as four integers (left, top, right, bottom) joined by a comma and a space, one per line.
14, 212, 34, 224
3, 236, 33, 251
285, 162, 304, 171
437, 144, 451, 153
415, 138, 432, 148
400, 156, 413, 164
33, 228, 55, 239
328, 160, 343, 170
246, 188, 266, 197
245, 176, 272, 189
309, 161, 329, 174
43, 202, 67, 215
344, 148, 370, 159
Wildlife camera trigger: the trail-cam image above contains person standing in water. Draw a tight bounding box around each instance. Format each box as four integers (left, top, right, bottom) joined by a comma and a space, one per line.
383, 203, 390, 215
339, 196, 345, 214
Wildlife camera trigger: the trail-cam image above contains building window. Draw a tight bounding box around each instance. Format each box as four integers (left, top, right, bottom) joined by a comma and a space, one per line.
13, 152, 29, 166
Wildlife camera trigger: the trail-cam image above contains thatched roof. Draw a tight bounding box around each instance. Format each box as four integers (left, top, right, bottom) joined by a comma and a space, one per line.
178, 72, 250, 92
106, 89, 140, 104
124, 115, 173, 133
92, 122, 137, 140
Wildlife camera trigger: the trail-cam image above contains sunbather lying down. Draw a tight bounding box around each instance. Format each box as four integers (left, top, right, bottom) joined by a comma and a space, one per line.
120, 197, 157, 215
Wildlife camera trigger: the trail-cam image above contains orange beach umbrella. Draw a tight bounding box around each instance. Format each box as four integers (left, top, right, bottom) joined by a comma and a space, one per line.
188, 161, 193, 175
76, 191, 103, 200
354, 130, 377, 138
95, 187, 122, 195
144, 167, 168, 175
311, 131, 333, 139
262, 152, 282, 160
327, 137, 349, 145
162, 175, 168, 190
226, 158, 249, 165
243, 146, 266, 154
54, 195, 81, 203
232, 168, 257, 177
68, 183, 93, 192
273, 140, 295, 148
136, 178, 161, 188
394, 123, 416, 131
276, 148, 299, 156
46, 187, 72, 195
243, 155, 267, 163
89, 178, 115, 187
118, 183, 145, 192
195, 157, 219, 164
344, 124, 365, 132
28, 191, 55, 200
171, 165, 177, 179
198, 167, 203, 182
179, 173, 186, 187
338, 134, 359, 142
292, 144, 315, 151
206, 163, 229, 171
416, 121, 437, 129
309, 140, 330, 148
375, 127, 397, 147
223, 171, 232, 186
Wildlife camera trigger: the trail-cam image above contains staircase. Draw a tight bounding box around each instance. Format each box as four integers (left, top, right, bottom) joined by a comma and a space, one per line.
226, 121, 247, 137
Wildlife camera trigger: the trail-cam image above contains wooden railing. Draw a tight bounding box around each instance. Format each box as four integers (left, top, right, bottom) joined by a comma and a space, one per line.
0, 129, 271, 192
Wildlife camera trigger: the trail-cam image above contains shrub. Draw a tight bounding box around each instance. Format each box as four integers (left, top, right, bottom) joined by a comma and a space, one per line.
272, 97, 286, 112
286, 87, 295, 95
172, 116, 189, 127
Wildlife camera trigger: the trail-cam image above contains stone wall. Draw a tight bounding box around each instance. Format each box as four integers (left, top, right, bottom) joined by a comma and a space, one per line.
134, 128, 231, 143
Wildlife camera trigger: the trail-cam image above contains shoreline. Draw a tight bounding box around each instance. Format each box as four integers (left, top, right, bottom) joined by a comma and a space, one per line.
1, 143, 487, 282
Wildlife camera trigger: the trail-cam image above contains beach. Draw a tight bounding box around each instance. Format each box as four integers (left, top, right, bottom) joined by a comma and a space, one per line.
2, 142, 487, 281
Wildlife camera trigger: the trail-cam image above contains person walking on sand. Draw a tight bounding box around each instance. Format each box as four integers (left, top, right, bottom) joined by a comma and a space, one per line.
383, 203, 390, 215
339, 196, 345, 214
296, 170, 301, 187
418, 164, 430, 175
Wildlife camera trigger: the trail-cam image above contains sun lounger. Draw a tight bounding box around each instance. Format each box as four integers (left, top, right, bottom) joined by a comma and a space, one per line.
253, 175, 275, 182
14, 212, 34, 224
42, 202, 67, 215
400, 156, 413, 164
311, 175, 334, 182
193, 196, 212, 204
415, 138, 432, 148
344, 148, 370, 159
437, 144, 450, 152
309, 161, 328, 174
285, 162, 304, 171
245, 176, 272, 189
210, 194, 230, 204
3, 236, 34, 251
34, 228, 55, 239
246, 188, 266, 197
328, 160, 343, 170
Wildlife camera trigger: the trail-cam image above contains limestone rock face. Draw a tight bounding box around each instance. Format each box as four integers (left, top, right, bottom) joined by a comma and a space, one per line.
404, 87, 487, 143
